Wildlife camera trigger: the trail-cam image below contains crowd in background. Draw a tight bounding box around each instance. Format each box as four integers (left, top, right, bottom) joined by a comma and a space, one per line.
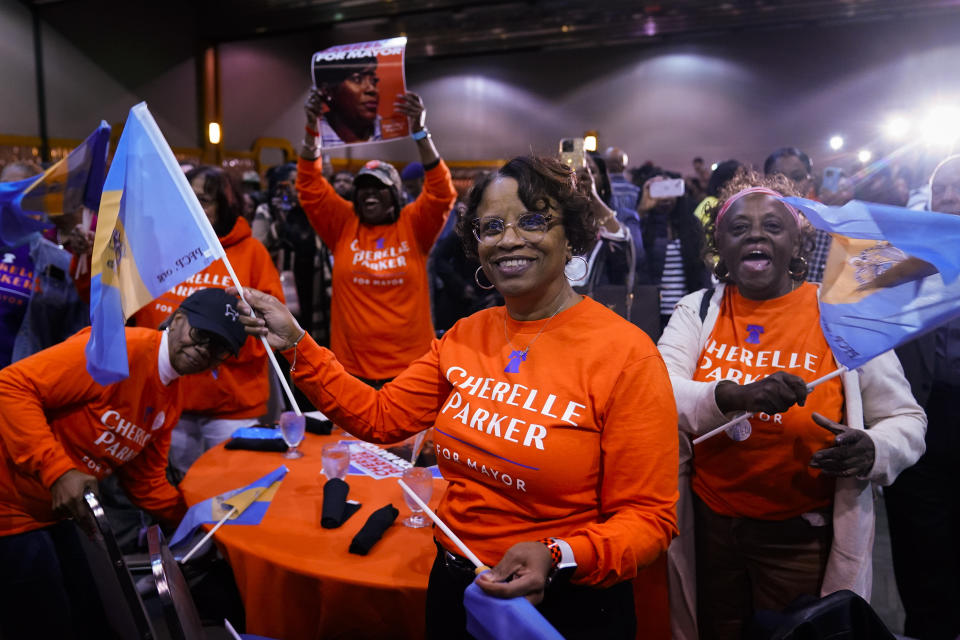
0, 92, 958, 639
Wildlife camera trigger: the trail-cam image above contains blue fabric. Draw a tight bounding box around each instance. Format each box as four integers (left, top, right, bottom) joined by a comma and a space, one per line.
609, 175, 640, 220
0, 179, 51, 247
230, 427, 283, 440
0, 243, 34, 366
11, 235, 88, 363
464, 579, 564, 640
785, 197, 960, 369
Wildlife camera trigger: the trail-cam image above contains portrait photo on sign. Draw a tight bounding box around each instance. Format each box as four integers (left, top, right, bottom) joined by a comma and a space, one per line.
311, 37, 408, 147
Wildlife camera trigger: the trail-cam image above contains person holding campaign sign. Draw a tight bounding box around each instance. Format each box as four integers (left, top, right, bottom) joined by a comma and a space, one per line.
233, 155, 679, 639
312, 37, 409, 146
299, 78, 457, 384
657, 170, 926, 640
0, 287, 247, 639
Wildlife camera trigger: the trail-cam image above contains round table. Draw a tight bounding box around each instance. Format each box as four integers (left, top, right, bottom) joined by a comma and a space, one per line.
180, 432, 445, 640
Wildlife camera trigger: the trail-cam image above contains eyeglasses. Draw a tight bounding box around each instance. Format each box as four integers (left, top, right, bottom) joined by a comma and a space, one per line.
188, 327, 231, 358
472, 212, 557, 246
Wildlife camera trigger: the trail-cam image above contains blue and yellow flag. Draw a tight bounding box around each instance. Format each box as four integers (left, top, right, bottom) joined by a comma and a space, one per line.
0, 122, 110, 247
168, 466, 289, 548
785, 197, 960, 369
86, 103, 223, 384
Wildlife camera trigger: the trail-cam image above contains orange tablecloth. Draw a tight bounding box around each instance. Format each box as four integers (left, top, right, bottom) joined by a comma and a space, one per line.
180, 433, 444, 640
181, 433, 670, 640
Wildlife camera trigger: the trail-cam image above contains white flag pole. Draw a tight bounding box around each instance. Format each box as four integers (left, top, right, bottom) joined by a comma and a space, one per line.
180, 506, 237, 563
220, 258, 303, 416
398, 479, 489, 573
691, 366, 848, 446
140, 99, 304, 417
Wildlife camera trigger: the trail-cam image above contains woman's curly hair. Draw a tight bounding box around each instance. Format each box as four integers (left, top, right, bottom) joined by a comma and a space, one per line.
703, 168, 816, 283
456, 156, 597, 260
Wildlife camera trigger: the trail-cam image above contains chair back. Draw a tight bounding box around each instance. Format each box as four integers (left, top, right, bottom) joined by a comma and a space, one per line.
81, 491, 157, 639
748, 589, 897, 640
147, 525, 205, 640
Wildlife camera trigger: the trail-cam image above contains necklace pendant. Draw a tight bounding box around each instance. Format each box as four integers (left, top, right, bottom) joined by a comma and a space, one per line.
504, 349, 528, 374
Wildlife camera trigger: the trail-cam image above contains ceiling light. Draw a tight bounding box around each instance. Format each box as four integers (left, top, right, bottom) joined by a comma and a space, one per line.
857, 149, 872, 163
882, 115, 910, 140
920, 105, 960, 146
828, 135, 844, 151
583, 132, 598, 152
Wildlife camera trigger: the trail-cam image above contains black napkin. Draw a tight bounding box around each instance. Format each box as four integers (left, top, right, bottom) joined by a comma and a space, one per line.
348, 504, 399, 555
224, 437, 287, 452
305, 416, 334, 435
321, 478, 361, 529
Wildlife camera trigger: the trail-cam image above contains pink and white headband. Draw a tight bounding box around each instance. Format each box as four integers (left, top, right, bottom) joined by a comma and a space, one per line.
715, 186, 803, 229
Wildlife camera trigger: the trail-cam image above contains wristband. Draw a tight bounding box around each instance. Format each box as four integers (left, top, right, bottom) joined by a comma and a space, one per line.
411, 129, 431, 141
538, 537, 577, 586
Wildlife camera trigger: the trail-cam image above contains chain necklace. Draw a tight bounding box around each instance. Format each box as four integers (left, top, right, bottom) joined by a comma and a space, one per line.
502, 298, 566, 374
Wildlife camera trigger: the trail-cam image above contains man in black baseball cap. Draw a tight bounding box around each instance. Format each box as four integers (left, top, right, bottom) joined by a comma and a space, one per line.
173, 287, 249, 362
0, 287, 249, 638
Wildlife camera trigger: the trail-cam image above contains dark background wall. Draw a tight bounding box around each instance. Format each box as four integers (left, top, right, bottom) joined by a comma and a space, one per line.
3, 1, 959, 175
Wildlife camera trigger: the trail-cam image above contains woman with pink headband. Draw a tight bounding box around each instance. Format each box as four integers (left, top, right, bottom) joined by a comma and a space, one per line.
657, 170, 925, 640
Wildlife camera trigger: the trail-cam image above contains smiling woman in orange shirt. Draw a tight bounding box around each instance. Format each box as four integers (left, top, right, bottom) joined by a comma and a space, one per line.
235, 155, 679, 640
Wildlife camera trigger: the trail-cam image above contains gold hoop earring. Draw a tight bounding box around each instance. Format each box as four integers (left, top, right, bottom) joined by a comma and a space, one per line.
474, 266, 495, 291
713, 260, 730, 281
788, 256, 808, 280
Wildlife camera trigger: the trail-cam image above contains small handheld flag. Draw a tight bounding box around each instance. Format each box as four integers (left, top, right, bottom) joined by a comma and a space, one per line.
169, 465, 288, 549
86, 103, 224, 384
784, 197, 960, 370
0, 122, 110, 247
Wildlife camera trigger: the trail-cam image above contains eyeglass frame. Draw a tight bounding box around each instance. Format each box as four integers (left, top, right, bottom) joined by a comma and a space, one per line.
471, 212, 559, 246
187, 326, 232, 358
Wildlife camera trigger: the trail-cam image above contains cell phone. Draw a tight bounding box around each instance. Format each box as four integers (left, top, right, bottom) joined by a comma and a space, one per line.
559, 138, 585, 169
822, 166, 843, 193
649, 178, 685, 199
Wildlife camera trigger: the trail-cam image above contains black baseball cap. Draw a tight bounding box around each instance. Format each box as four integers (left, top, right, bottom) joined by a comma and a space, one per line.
178, 288, 248, 356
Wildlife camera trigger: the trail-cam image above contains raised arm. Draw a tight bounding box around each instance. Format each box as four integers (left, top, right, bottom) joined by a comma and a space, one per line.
395, 92, 457, 250
233, 287, 451, 443
298, 89, 357, 245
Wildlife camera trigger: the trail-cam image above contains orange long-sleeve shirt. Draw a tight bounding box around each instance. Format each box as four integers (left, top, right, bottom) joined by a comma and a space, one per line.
0, 327, 185, 535
692, 283, 843, 519
286, 296, 678, 586
296, 156, 456, 380
133, 217, 284, 419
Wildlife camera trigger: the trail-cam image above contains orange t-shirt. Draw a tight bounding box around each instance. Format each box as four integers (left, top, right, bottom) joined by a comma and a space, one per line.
133, 217, 284, 419
287, 296, 679, 587
692, 283, 842, 520
296, 157, 456, 380
0, 327, 185, 535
